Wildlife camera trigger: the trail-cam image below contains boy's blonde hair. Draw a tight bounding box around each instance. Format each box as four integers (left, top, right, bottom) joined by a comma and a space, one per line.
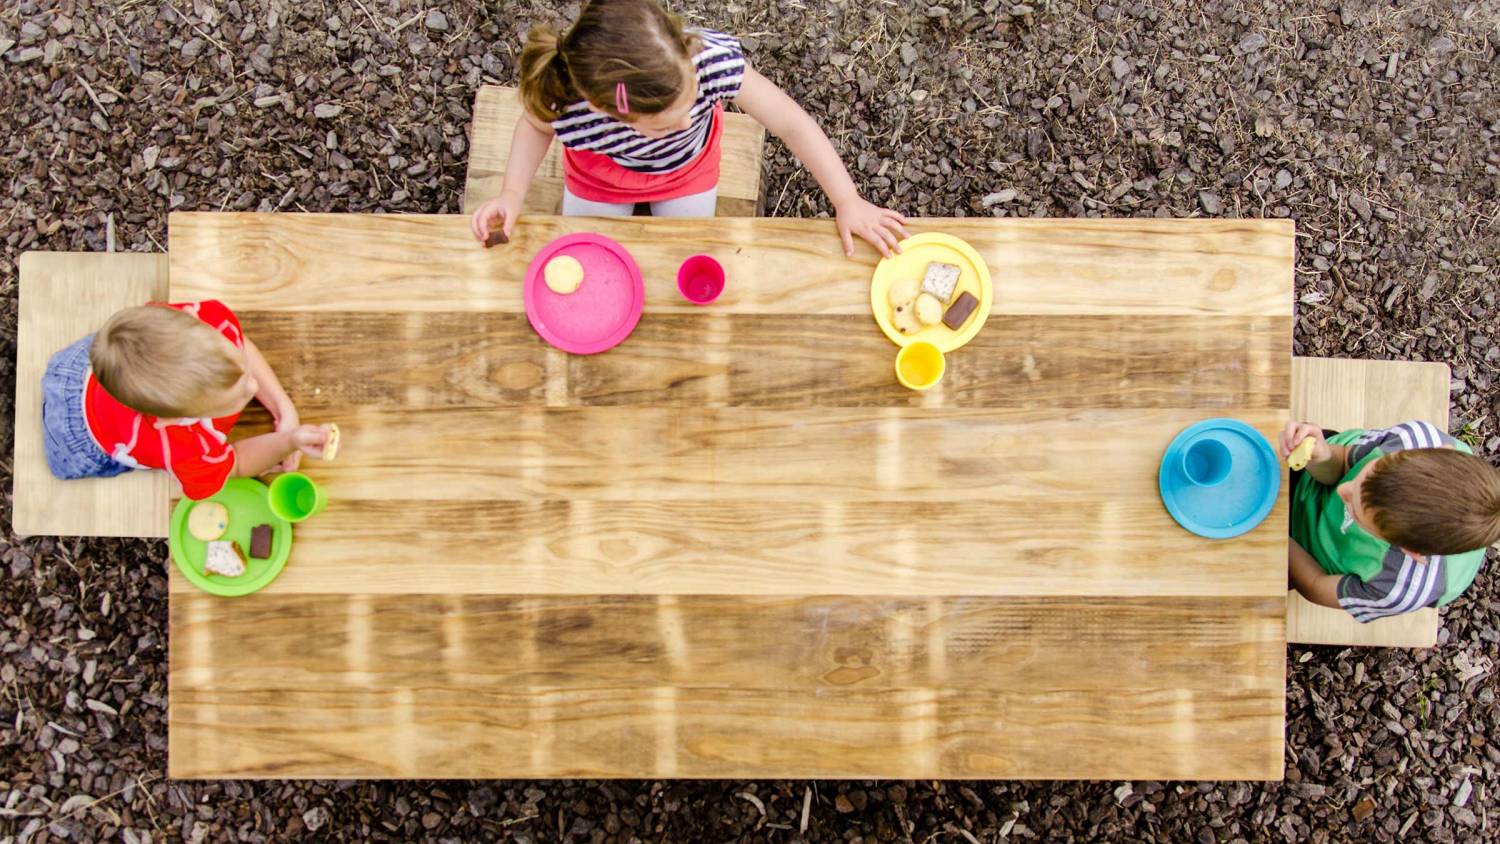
90, 306, 245, 418
519, 0, 695, 122
1364, 448, 1500, 555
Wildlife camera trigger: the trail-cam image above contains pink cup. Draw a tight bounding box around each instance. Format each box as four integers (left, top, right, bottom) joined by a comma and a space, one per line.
677, 255, 725, 305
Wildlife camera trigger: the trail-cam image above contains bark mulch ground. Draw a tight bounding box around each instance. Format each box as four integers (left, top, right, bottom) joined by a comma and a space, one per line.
2, 1, 1498, 842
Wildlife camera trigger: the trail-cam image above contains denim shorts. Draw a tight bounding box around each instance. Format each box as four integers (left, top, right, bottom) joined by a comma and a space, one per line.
41, 335, 132, 480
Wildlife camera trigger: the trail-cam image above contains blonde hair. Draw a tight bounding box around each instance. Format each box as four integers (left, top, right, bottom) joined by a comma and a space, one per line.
90, 306, 245, 418
519, 0, 695, 122
1365, 448, 1500, 555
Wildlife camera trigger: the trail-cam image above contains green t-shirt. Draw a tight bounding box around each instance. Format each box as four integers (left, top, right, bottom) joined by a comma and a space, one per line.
1290, 421, 1486, 621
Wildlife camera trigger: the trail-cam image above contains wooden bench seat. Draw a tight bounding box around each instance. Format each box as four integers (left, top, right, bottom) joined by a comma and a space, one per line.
1286, 356, 1451, 648
12, 252, 170, 538
463, 85, 765, 216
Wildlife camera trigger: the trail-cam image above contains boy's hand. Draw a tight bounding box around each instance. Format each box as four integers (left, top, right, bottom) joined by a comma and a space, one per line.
470, 192, 522, 245
288, 424, 331, 464
1279, 422, 1330, 464
834, 196, 909, 258
273, 405, 302, 472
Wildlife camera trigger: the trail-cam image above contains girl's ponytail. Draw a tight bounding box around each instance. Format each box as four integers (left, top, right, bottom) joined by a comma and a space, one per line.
518, 25, 574, 122
518, 1, 694, 122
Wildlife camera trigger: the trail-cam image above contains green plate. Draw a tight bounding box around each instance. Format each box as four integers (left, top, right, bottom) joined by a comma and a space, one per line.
169, 478, 293, 597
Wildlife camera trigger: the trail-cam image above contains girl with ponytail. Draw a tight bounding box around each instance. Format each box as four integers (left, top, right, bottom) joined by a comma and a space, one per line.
469, 0, 908, 257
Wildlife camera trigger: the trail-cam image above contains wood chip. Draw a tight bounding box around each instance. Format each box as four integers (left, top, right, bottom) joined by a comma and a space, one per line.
1455, 777, 1473, 808
734, 791, 765, 816
799, 786, 812, 834
58, 794, 94, 814
1398, 812, 1419, 837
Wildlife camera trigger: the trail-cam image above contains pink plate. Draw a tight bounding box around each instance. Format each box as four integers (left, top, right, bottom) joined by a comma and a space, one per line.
523, 233, 645, 355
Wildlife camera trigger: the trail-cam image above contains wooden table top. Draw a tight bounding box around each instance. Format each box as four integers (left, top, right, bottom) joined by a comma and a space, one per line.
167, 212, 1293, 779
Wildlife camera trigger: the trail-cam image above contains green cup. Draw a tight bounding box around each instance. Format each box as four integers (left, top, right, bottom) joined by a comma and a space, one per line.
267, 472, 327, 522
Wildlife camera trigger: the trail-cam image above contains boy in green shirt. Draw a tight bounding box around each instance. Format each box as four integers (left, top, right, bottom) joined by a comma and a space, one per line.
1283, 420, 1500, 622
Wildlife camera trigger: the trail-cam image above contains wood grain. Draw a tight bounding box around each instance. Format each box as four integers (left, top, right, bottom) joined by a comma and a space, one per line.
463, 85, 765, 216
225, 406, 1289, 503
168, 213, 1294, 317
242, 310, 1291, 410
1285, 356, 1445, 647
170, 684, 1283, 779
166, 495, 1286, 597
13, 252, 171, 537
169, 593, 1285, 779
168, 212, 1294, 779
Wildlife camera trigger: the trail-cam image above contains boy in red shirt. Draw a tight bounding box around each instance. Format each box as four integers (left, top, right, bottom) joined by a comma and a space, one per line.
41, 300, 330, 500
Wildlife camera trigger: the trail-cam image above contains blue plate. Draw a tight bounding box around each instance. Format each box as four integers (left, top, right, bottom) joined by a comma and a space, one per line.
1158, 418, 1280, 539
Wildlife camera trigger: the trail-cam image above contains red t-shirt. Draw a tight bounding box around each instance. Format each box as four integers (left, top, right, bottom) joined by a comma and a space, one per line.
84, 300, 245, 500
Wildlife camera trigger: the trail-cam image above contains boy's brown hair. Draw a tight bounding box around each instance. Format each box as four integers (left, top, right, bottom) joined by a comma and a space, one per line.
1364, 448, 1500, 555
90, 306, 245, 418
518, 0, 695, 122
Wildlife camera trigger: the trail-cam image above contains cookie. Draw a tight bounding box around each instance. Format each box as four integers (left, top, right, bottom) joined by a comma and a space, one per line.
887, 277, 921, 308
921, 262, 961, 303
187, 501, 229, 542
543, 255, 584, 294
322, 423, 341, 461
915, 293, 943, 326
892, 301, 924, 334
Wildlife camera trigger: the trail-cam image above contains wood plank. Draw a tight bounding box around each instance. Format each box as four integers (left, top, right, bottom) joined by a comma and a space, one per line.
169, 594, 1286, 692
170, 684, 1283, 779
1290, 356, 1450, 431
1286, 356, 1446, 647
224, 406, 1290, 505
169, 593, 1284, 779
241, 310, 1291, 410
13, 252, 171, 537
166, 495, 1287, 597
167, 213, 1294, 318
463, 85, 765, 215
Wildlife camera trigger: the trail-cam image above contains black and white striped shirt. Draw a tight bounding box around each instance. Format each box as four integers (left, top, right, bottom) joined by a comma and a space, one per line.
1336, 421, 1453, 622
550, 29, 746, 174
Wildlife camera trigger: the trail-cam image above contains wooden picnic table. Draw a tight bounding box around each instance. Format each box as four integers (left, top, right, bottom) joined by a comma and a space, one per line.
166, 212, 1293, 779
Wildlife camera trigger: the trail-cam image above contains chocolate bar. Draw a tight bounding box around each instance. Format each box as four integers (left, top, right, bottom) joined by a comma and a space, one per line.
942, 291, 978, 329
484, 228, 509, 247
249, 524, 273, 559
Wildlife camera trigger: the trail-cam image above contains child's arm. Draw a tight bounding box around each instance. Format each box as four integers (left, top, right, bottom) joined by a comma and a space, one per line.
1277, 421, 1348, 485
1289, 538, 1342, 608
230, 425, 329, 479
733, 68, 909, 258
470, 114, 557, 243
243, 337, 304, 472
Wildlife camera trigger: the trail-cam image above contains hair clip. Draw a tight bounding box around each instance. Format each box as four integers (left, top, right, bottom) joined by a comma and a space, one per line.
614, 81, 630, 114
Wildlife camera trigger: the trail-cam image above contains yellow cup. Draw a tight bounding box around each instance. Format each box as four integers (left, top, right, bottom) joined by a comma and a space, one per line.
895, 341, 945, 391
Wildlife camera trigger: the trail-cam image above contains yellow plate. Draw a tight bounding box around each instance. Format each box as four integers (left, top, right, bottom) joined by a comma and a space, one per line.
869, 233, 993, 351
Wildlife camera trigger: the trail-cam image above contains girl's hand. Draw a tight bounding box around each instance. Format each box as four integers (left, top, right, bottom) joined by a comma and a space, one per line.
287, 424, 331, 465
835, 197, 909, 258
469, 191, 522, 244
1279, 421, 1330, 464
273, 405, 301, 472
